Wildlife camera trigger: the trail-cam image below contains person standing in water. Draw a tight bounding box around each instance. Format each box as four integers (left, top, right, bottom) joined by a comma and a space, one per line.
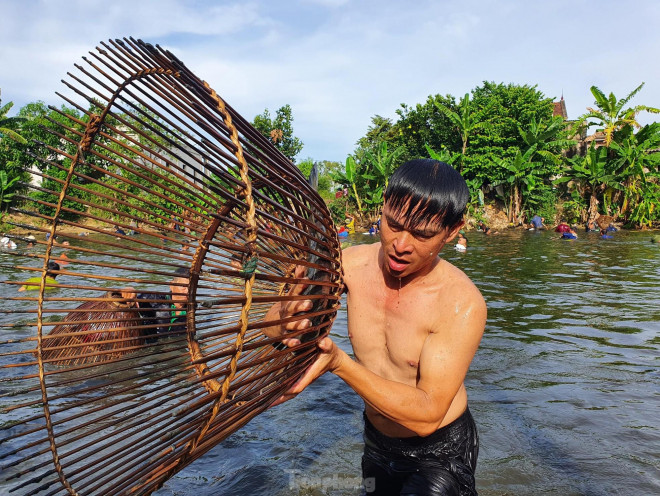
267, 159, 486, 495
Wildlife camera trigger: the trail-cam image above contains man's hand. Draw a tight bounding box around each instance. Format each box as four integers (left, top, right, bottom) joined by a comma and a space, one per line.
262, 265, 313, 347
271, 336, 346, 406
119, 287, 138, 307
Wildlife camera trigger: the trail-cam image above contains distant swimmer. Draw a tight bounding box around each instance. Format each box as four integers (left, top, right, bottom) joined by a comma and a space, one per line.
455, 231, 468, 251
599, 229, 613, 240
1, 235, 17, 250
18, 261, 60, 292
477, 221, 498, 235
561, 228, 578, 240
529, 215, 545, 230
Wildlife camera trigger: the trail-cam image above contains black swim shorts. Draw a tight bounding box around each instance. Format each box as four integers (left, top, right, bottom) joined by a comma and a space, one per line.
361, 408, 479, 496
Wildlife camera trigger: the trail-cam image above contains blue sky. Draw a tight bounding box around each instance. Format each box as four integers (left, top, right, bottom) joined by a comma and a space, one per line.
2, 0, 660, 162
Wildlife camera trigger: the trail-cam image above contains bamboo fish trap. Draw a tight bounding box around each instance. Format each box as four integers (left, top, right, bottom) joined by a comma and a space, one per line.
0, 38, 343, 495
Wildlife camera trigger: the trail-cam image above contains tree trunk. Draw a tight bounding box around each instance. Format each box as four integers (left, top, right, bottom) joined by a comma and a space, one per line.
513, 184, 521, 225
587, 194, 599, 227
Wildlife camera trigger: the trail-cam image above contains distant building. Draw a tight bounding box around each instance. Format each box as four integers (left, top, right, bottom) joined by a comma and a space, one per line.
552, 96, 588, 156
553, 98, 568, 120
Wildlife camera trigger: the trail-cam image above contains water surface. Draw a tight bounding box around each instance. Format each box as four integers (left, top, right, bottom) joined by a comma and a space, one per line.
1, 229, 658, 495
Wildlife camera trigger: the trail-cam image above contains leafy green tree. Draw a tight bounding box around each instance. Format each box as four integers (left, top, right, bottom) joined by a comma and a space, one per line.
296, 157, 314, 179
466, 82, 554, 184
355, 115, 399, 152
394, 94, 462, 162
252, 104, 303, 162
579, 83, 660, 147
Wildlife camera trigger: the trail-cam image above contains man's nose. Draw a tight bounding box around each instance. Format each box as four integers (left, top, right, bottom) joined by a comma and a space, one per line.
393, 232, 414, 253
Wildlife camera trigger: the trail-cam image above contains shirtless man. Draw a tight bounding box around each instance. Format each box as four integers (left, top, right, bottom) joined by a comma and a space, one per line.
267, 159, 486, 495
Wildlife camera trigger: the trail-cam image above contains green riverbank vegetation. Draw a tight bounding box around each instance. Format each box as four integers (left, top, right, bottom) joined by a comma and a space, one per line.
1, 82, 659, 236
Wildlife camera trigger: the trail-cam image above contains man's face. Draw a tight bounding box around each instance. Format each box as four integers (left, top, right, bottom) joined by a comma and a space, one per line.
379, 202, 462, 279
170, 276, 189, 303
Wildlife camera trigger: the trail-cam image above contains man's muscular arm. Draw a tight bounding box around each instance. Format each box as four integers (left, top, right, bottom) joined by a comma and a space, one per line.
283, 287, 486, 436
336, 294, 484, 435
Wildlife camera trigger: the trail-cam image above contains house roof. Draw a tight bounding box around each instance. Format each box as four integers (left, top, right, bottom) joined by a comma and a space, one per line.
553, 98, 568, 119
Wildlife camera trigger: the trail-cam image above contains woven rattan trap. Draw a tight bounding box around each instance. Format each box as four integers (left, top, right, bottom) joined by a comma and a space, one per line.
0, 37, 343, 495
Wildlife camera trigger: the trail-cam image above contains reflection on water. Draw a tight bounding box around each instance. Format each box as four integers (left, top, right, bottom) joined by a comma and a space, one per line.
2, 229, 659, 494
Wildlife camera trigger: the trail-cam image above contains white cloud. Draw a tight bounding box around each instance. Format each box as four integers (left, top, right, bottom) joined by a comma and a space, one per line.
2, 0, 660, 161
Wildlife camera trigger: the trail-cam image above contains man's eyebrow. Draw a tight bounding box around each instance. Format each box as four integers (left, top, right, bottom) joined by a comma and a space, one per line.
386, 213, 441, 236
384, 213, 402, 226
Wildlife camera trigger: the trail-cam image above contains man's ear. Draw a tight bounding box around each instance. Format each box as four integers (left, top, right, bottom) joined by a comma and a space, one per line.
445, 220, 465, 243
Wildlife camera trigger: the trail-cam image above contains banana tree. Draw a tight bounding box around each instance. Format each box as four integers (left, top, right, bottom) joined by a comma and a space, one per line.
425, 144, 462, 167
491, 146, 539, 224
628, 179, 660, 227
578, 83, 660, 147
0, 91, 27, 145
363, 141, 404, 191
434, 92, 489, 170
609, 123, 660, 221
555, 143, 621, 223
0, 170, 20, 212
519, 116, 576, 169
331, 155, 364, 214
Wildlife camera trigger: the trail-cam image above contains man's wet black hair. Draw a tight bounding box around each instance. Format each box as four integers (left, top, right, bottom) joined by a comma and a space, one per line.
173, 267, 190, 278
46, 261, 60, 278
384, 159, 469, 230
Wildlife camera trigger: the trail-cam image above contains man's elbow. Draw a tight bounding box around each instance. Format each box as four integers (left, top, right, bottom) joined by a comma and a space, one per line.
413, 423, 442, 437
410, 403, 451, 436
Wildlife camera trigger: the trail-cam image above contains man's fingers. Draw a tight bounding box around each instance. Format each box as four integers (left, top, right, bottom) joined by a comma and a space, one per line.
293, 265, 306, 279
271, 392, 296, 407
284, 317, 311, 332
288, 265, 310, 296
284, 299, 313, 315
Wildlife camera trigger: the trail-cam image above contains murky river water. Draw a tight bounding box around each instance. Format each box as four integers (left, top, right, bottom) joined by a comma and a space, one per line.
2, 228, 659, 495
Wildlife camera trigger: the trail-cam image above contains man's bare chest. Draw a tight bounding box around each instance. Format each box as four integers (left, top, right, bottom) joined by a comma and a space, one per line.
346, 285, 437, 382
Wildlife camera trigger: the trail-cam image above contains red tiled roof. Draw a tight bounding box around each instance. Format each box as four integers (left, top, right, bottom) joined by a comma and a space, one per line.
553, 99, 568, 119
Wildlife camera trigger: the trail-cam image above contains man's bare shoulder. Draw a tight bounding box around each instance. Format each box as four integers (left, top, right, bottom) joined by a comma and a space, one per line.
341, 243, 379, 286
435, 259, 487, 318
342, 243, 379, 269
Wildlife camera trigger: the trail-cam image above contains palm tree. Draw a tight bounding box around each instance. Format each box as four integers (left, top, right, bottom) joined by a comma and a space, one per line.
579, 83, 660, 147
0, 89, 27, 144
434, 93, 488, 169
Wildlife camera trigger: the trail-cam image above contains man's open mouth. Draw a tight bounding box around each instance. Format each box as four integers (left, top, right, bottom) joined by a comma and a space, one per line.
388, 255, 410, 272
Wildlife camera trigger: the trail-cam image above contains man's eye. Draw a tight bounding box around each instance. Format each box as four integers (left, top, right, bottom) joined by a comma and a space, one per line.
414, 232, 434, 240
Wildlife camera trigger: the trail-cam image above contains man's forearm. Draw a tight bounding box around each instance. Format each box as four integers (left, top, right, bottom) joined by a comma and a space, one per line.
332, 351, 450, 436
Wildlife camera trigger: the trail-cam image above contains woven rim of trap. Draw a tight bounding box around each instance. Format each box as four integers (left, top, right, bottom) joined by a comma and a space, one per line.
1, 37, 343, 495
